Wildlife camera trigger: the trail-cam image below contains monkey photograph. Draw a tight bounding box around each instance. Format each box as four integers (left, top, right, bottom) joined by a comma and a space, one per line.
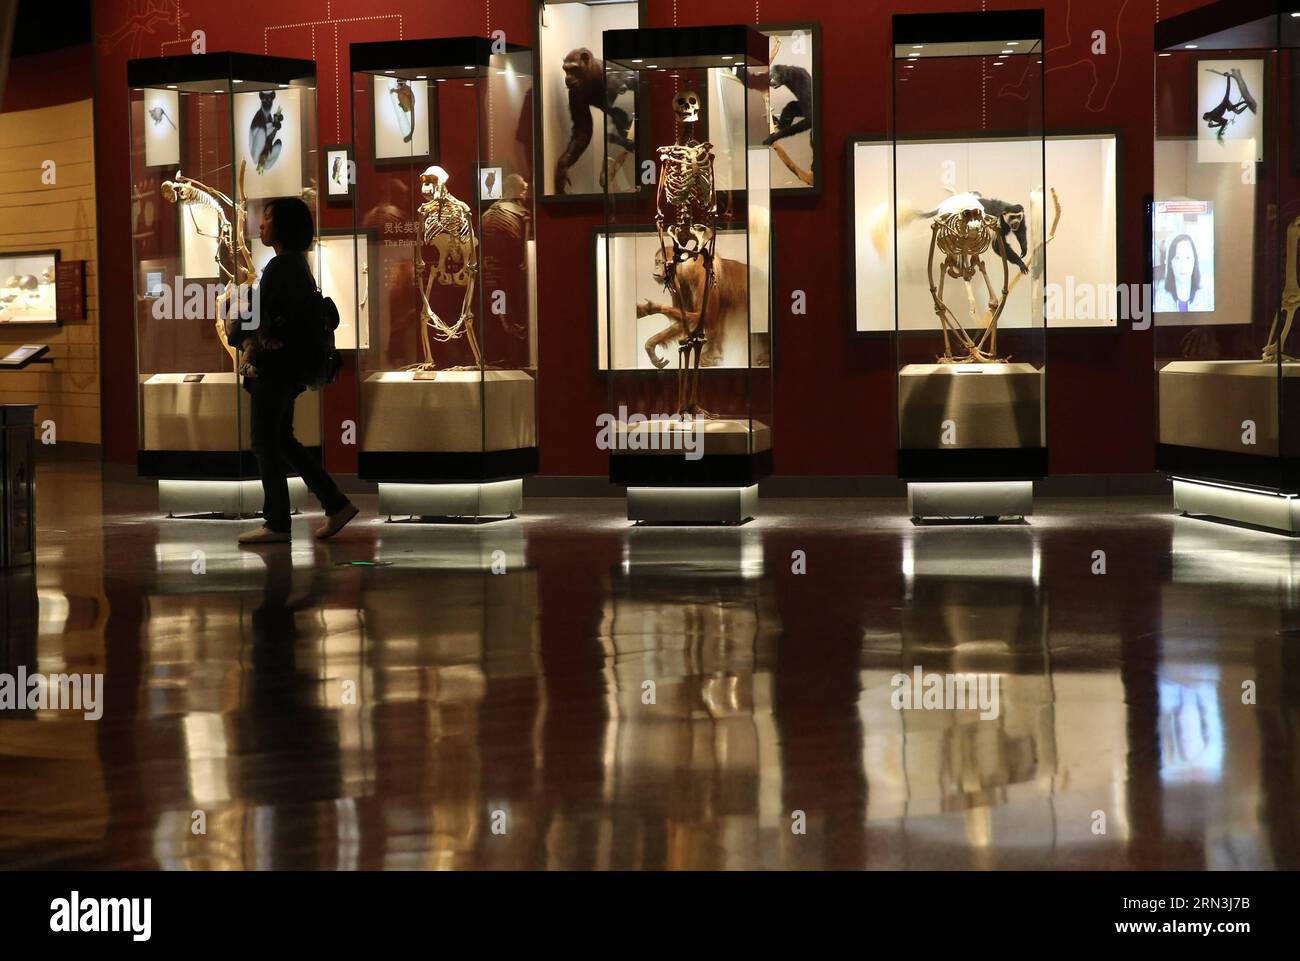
234, 87, 303, 199
1195, 58, 1263, 163
539, 2, 639, 198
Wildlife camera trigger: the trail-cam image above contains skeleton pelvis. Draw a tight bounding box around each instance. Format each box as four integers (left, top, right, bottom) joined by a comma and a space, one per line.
667, 223, 713, 259
430, 235, 471, 286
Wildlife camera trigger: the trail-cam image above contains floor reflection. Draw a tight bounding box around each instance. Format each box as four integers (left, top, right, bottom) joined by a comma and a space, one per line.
0, 466, 1298, 870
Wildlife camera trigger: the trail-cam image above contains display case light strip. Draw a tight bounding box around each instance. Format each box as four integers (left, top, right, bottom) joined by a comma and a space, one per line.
1171, 477, 1297, 500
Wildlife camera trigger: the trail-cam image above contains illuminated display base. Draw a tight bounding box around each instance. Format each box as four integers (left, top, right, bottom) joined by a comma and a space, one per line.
159, 477, 311, 518
1172, 478, 1300, 535
907, 481, 1033, 522
377, 479, 523, 521
627, 485, 758, 524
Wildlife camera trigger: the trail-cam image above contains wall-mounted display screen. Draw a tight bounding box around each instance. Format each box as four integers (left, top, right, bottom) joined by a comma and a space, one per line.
1152, 200, 1215, 315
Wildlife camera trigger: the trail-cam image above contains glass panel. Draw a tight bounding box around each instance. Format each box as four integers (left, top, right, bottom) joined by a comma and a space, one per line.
892, 27, 1046, 479
479, 47, 538, 457
603, 38, 773, 482
1154, 13, 1286, 491
351, 43, 540, 489
129, 57, 320, 514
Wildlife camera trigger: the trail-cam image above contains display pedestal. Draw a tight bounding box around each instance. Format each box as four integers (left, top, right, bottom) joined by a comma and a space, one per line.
1172, 478, 1300, 535
898, 363, 1044, 449
378, 479, 522, 521
907, 480, 1033, 522
360, 370, 537, 453
627, 484, 757, 524
159, 477, 312, 518
140, 372, 322, 456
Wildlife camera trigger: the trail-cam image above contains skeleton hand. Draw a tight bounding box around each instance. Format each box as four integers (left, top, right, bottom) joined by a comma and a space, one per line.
636, 299, 662, 318
554, 160, 571, 194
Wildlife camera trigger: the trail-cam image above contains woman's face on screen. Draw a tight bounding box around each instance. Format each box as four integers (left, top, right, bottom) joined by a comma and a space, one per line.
1171, 239, 1195, 283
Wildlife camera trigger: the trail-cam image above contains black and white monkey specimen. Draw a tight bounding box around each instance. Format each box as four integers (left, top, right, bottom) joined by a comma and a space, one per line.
763, 64, 813, 146
921, 192, 1029, 275
554, 47, 634, 194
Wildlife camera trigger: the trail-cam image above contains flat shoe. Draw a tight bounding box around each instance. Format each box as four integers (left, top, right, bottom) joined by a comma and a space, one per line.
315, 503, 359, 540
238, 526, 290, 545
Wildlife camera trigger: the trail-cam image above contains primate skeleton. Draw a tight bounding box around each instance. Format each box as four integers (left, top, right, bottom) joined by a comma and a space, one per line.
653, 89, 717, 416
411, 165, 480, 370
926, 193, 1011, 364
159, 161, 256, 368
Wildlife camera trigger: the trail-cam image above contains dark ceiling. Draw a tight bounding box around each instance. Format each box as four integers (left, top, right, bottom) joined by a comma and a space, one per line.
10, 0, 92, 57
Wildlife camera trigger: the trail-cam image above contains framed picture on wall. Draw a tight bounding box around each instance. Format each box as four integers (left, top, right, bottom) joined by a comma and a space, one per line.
534, 0, 646, 202
232, 86, 305, 199
704, 22, 821, 197
590, 224, 771, 373
0, 250, 60, 326
371, 76, 435, 163
141, 87, 180, 168
324, 143, 354, 205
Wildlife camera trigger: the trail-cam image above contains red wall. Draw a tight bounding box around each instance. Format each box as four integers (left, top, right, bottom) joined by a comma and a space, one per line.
91, 0, 1213, 478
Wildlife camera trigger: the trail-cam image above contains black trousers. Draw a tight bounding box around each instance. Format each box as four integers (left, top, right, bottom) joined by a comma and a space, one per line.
247, 378, 348, 532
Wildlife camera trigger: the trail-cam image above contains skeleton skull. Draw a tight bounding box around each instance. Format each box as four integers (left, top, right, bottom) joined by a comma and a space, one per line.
673, 89, 701, 124
420, 165, 450, 200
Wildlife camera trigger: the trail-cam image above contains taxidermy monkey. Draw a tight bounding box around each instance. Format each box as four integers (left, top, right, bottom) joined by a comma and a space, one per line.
920, 192, 1029, 274
763, 64, 813, 146
554, 47, 634, 194
638, 248, 749, 369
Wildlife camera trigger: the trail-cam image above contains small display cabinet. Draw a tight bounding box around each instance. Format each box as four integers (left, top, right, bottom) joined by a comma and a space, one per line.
600, 26, 773, 524
127, 53, 321, 516
891, 11, 1047, 522
349, 37, 538, 521
1155, 2, 1300, 533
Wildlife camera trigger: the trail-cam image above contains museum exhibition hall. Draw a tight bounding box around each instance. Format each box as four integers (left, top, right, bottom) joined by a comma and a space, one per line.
0, 0, 1299, 905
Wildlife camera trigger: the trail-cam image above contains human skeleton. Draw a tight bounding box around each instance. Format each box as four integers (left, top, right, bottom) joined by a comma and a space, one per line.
1262, 215, 1300, 363
160, 161, 255, 368
654, 89, 717, 416
926, 193, 1011, 364
411, 165, 480, 370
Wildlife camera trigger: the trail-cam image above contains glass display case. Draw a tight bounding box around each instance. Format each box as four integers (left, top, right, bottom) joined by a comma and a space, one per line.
601, 26, 772, 523
349, 37, 538, 520
891, 11, 1047, 522
127, 53, 321, 516
1154, 2, 1300, 533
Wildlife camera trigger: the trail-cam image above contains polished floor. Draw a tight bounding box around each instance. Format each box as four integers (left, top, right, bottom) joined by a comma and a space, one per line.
1, 459, 1298, 870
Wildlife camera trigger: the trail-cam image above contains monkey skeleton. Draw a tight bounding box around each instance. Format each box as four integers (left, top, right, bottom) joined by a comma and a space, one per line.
926, 193, 1011, 364
160, 163, 255, 368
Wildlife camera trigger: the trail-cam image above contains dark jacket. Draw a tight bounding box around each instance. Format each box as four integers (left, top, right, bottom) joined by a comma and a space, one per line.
235, 251, 318, 385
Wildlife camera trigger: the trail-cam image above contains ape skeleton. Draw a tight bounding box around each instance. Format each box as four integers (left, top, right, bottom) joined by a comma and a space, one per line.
411, 165, 481, 370
926, 193, 1011, 364
654, 89, 717, 416
159, 162, 256, 368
